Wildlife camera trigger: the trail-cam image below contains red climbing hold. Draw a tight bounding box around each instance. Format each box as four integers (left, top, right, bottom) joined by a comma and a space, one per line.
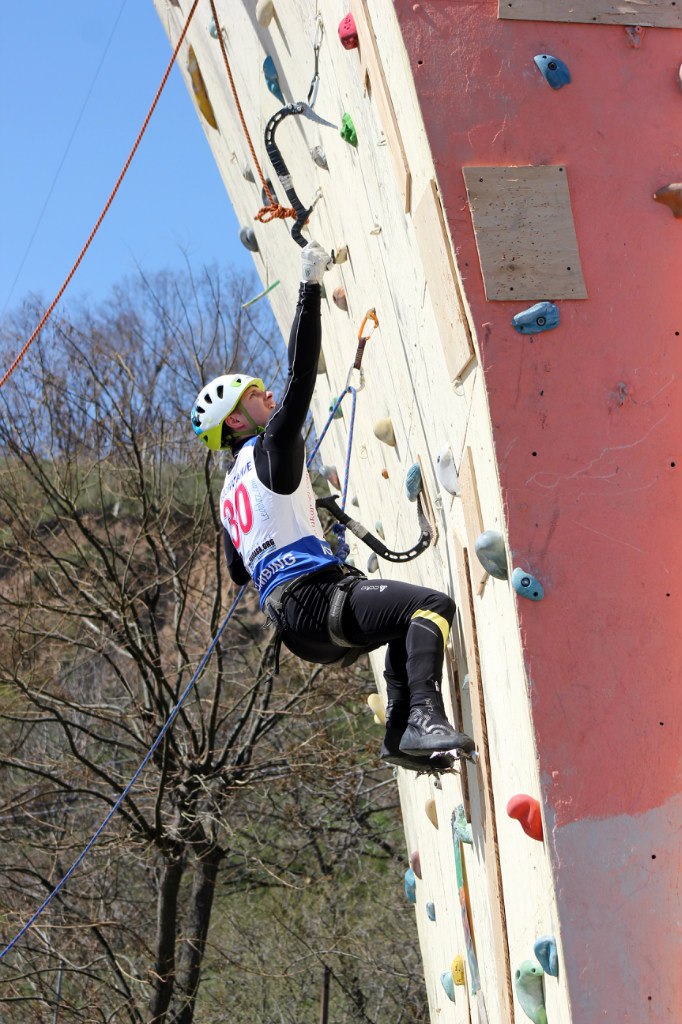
338, 13, 359, 50
507, 794, 544, 841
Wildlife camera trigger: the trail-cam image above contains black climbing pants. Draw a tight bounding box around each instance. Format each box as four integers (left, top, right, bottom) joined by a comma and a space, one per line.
280, 567, 456, 706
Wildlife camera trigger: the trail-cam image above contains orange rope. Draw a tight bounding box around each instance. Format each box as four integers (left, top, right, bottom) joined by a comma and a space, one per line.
207, 0, 296, 223
0, 0, 201, 390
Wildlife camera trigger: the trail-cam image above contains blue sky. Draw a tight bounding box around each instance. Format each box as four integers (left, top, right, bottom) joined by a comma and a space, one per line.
0, 1, 255, 317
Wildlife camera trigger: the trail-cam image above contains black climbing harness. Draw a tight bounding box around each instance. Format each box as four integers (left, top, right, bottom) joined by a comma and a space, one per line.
316, 493, 435, 563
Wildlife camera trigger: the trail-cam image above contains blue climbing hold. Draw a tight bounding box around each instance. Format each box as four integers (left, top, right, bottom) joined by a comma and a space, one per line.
512, 301, 560, 335
209, 18, 219, 38
263, 55, 285, 103
404, 867, 417, 903
440, 970, 456, 1002
512, 568, 544, 602
474, 530, 508, 580
405, 463, 422, 502
426, 901, 436, 921
534, 54, 571, 89
534, 936, 558, 978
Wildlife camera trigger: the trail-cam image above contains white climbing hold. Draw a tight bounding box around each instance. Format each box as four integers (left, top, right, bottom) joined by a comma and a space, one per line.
367, 693, 386, 724
370, 223, 382, 235
334, 245, 349, 263
367, 552, 379, 573
435, 445, 460, 495
373, 418, 396, 447
351, 495, 359, 507
241, 162, 255, 183
310, 145, 329, 170
255, 0, 275, 27
317, 349, 326, 374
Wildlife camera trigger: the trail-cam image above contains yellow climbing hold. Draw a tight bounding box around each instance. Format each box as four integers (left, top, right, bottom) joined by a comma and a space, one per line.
425, 798, 438, 829
256, 0, 275, 27
187, 46, 217, 129
373, 418, 396, 447
367, 693, 386, 724
452, 955, 466, 986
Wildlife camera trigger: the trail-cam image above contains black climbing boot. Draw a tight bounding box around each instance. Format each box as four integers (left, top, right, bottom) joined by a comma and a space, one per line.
398, 696, 475, 756
381, 700, 456, 773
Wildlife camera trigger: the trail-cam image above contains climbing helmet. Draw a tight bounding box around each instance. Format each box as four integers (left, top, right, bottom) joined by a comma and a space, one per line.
191, 374, 265, 450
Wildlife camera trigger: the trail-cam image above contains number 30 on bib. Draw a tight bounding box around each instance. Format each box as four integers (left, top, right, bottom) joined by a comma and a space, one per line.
222, 483, 253, 549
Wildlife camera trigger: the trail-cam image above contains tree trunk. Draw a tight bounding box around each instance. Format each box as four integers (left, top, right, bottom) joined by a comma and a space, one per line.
148, 856, 184, 1023
173, 846, 223, 1024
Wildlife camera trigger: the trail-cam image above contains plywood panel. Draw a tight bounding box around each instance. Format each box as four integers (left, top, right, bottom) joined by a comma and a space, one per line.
499, 0, 682, 27
414, 179, 476, 380
462, 165, 587, 300
459, 447, 488, 596
351, 0, 412, 212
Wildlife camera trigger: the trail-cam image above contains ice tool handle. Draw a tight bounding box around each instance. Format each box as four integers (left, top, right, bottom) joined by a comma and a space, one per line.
316, 493, 434, 563
264, 102, 337, 247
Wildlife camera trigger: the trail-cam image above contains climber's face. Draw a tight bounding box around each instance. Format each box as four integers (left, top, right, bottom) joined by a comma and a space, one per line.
226, 385, 276, 433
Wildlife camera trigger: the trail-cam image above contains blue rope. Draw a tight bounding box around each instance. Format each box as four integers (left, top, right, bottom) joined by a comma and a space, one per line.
0, 587, 247, 962
1, 382, 360, 959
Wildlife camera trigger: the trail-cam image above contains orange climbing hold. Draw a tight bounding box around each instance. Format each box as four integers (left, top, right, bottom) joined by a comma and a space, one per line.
507, 794, 544, 841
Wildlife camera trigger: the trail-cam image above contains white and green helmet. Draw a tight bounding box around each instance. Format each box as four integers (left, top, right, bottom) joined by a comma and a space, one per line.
191, 374, 265, 450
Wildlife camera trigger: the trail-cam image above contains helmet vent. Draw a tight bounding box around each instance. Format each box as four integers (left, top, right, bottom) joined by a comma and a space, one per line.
196, 405, 205, 415
216, 384, 224, 399
204, 393, 213, 404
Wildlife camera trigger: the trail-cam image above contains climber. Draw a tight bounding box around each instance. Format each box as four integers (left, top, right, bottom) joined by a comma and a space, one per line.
190, 241, 475, 771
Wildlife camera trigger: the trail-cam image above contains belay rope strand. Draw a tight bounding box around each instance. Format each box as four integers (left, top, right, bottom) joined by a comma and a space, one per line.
0, 0, 201, 389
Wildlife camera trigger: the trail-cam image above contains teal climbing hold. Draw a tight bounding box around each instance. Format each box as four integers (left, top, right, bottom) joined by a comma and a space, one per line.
209, 18, 219, 38
512, 567, 544, 601
512, 301, 560, 335
440, 970, 456, 1002
340, 113, 358, 146
452, 804, 473, 845
404, 867, 416, 903
534, 936, 558, 978
474, 531, 508, 580
405, 463, 422, 502
426, 901, 436, 921
263, 55, 285, 104
514, 960, 547, 1024
239, 227, 258, 252
534, 54, 571, 90
375, 520, 385, 539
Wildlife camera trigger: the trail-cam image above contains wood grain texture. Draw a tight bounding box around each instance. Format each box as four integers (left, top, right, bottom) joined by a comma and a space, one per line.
499, 0, 682, 27
462, 165, 587, 300
459, 447, 488, 596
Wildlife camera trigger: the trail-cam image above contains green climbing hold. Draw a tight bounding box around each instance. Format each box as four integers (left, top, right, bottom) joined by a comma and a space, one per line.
452, 804, 473, 845
514, 960, 547, 1024
329, 398, 344, 419
340, 113, 358, 146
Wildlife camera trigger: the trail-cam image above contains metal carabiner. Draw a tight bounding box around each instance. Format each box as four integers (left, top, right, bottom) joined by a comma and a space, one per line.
308, 16, 324, 107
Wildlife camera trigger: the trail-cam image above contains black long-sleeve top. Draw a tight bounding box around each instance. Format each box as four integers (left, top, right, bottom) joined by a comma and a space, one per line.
223, 282, 322, 585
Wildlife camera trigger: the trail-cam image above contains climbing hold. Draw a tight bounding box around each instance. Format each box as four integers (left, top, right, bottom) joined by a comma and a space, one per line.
367, 692, 385, 724
332, 287, 348, 311
351, 495, 359, 507
263, 55, 285, 104
317, 349, 327, 374
373, 418, 396, 447
239, 227, 259, 253
435, 446, 460, 495
334, 245, 349, 263
375, 520, 385, 539
409, 850, 422, 879
452, 955, 466, 986
367, 552, 379, 573
381, 468, 389, 480
512, 301, 560, 335
462, 673, 470, 691
261, 178, 279, 207
625, 25, 644, 48
340, 113, 358, 146
209, 18, 219, 39
474, 531, 508, 580
425, 798, 438, 828
187, 47, 218, 129
369, 223, 382, 235
534, 936, 558, 978
241, 162, 255, 183
507, 794, 544, 842
329, 398, 344, 419
426, 901, 436, 921
404, 867, 417, 903
320, 465, 341, 490
338, 13, 359, 49
514, 960, 547, 1024
654, 183, 682, 218
534, 54, 571, 90
440, 970, 456, 1002
452, 804, 473, 845
405, 463, 422, 502
512, 568, 544, 601
255, 0, 275, 28
310, 145, 329, 170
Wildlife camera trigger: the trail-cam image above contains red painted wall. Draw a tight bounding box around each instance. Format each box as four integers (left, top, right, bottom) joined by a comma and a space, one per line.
395, 2, 682, 1018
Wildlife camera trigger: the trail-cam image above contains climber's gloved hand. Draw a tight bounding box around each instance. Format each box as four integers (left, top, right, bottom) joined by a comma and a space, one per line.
301, 240, 332, 285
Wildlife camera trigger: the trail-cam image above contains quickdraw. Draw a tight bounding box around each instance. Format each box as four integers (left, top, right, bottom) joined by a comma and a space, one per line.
316, 494, 435, 563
